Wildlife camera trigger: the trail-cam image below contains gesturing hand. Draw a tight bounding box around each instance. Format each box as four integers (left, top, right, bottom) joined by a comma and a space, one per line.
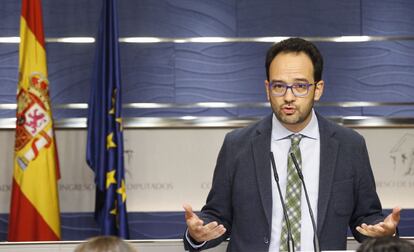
183, 203, 227, 243
356, 207, 401, 237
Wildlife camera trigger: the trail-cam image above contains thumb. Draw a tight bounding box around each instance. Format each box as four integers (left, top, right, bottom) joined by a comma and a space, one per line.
391, 206, 401, 223
183, 203, 196, 220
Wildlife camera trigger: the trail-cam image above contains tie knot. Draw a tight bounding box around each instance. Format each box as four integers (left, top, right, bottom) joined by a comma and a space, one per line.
290, 134, 302, 147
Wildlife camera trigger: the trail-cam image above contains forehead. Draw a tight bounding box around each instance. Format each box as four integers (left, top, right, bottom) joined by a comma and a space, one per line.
269, 52, 314, 81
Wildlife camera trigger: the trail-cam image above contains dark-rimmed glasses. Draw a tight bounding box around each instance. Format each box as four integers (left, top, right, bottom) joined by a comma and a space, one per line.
268, 82, 315, 97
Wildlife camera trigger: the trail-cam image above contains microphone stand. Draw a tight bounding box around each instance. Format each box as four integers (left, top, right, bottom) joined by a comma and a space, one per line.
290, 152, 321, 252
270, 152, 295, 252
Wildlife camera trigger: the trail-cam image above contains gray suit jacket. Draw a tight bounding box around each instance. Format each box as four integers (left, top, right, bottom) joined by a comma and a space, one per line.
184, 113, 384, 251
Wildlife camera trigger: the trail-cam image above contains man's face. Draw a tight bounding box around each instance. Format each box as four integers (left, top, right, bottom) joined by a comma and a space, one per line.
265, 52, 324, 132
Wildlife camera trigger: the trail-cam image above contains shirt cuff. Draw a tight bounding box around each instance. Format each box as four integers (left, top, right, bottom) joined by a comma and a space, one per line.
185, 229, 207, 248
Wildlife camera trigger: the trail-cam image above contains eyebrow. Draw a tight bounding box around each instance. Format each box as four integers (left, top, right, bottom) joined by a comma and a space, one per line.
270, 78, 310, 83
293, 78, 310, 83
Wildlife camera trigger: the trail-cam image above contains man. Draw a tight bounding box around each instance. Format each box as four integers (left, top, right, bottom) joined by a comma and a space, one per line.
183, 38, 400, 252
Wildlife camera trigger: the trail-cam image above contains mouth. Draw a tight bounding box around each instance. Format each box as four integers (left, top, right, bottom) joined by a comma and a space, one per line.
281, 105, 296, 115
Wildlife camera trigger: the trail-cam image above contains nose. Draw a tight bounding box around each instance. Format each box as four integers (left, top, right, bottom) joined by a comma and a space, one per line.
284, 86, 296, 102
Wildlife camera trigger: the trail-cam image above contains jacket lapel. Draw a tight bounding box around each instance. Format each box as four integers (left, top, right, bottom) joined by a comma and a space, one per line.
251, 113, 339, 233
316, 114, 339, 235
252, 115, 273, 227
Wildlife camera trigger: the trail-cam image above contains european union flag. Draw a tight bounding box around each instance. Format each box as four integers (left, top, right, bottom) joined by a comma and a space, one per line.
86, 0, 129, 238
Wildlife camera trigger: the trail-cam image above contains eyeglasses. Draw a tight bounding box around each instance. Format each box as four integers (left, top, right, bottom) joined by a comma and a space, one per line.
268, 82, 315, 97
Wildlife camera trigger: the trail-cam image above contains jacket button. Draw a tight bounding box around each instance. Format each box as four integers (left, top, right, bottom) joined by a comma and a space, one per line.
264, 236, 269, 244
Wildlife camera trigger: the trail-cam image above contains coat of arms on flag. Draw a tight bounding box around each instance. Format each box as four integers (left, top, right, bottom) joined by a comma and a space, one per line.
15, 73, 53, 170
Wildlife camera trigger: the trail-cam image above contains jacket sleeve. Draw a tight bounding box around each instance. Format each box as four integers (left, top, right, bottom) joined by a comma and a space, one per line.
349, 136, 385, 242
183, 133, 234, 251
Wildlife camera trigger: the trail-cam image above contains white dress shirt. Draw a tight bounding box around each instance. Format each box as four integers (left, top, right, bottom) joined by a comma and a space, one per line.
269, 109, 320, 251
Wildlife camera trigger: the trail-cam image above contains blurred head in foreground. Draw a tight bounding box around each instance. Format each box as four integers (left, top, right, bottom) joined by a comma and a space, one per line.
75, 236, 136, 252
357, 236, 414, 252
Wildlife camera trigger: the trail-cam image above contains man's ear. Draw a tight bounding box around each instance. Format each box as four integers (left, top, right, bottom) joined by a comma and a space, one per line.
264, 80, 270, 101
314, 80, 324, 101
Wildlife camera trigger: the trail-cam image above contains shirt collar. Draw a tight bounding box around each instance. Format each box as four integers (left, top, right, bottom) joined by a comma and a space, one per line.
271, 109, 319, 141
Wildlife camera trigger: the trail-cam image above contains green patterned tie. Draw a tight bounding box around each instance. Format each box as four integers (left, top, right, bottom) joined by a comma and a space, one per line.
279, 134, 303, 251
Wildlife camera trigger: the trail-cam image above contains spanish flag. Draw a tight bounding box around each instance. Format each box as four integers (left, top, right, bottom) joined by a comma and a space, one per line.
8, 0, 61, 241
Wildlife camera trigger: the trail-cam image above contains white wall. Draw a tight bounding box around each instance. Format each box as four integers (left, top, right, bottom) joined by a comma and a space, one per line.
0, 127, 413, 213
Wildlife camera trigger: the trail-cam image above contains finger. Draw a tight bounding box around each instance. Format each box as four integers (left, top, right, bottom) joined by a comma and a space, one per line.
183, 203, 194, 220
371, 223, 386, 233
366, 224, 380, 233
187, 221, 210, 242
190, 222, 218, 241
195, 222, 223, 235
356, 226, 369, 236
193, 221, 216, 234
357, 224, 377, 237
357, 223, 387, 237
197, 224, 227, 241
391, 206, 401, 223
378, 222, 386, 228
393, 206, 402, 214
193, 221, 219, 236
203, 221, 220, 230
207, 224, 227, 240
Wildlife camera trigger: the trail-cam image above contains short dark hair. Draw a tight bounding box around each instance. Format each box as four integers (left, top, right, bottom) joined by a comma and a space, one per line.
265, 37, 323, 82
357, 237, 414, 252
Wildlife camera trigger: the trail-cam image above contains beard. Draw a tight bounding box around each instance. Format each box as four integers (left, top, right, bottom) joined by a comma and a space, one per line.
271, 99, 314, 126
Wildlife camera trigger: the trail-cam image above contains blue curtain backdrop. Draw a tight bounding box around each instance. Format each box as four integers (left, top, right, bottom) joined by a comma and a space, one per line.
1, 0, 413, 119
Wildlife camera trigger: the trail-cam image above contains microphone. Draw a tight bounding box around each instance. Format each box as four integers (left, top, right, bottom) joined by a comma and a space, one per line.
290, 152, 321, 252
270, 152, 295, 252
